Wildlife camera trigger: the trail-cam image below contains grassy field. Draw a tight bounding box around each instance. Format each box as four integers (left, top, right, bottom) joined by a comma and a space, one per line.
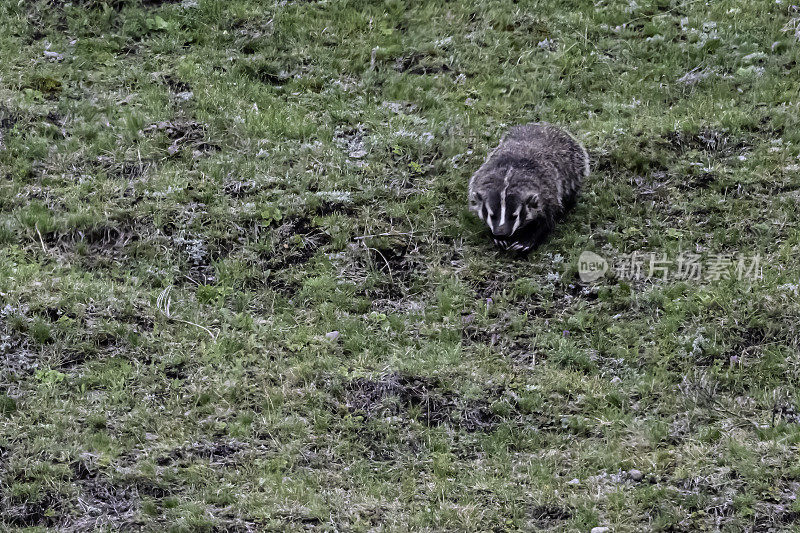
1, 0, 800, 530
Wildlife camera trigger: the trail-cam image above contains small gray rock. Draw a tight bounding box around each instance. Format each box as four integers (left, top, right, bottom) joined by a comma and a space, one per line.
590, 527, 610, 533
629, 469, 644, 482
44, 50, 64, 61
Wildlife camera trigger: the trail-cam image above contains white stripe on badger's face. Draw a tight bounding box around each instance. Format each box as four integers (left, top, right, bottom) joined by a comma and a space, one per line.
499, 167, 514, 231
485, 204, 495, 232
510, 205, 523, 234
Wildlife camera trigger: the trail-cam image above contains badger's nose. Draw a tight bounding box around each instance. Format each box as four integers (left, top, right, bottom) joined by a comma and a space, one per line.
492, 223, 513, 237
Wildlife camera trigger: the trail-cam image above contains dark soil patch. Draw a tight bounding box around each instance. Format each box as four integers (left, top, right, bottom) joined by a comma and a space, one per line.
367, 240, 414, 275
262, 216, 331, 270
528, 504, 572, 527
676, 171, 717, 191
141, 0, 182, 6
43, 222, 143, 270
1, 491, 64, 528
61, 225, 138, 252
129, 477, 171, 499
394, 53, 455, 75
598, 129, 750, 175
0, 106, 19, 131
61, 478, 143, 532
223, 178, 260, 198
157, 439, 246, 467
140, 120, 218, 156
182, 439, 244, 462
94, 155, 154, 182
753, 507, 800, 529
359, 238, 420, 301
238, 56, 303, 86
70, 457, 99, 481
723, 324, 798, 367
461, 321, 500, 346
343, 372, 500, 432
0, 107, 64, 150
160, 74, 191, 93
164, 360, 186, 380
664, 129, 747, 157
240, 40, 260, 55
562, 280, 599, 301
474, 271, 513, 299
0, 329, 39, 380
314, 199, 357, 217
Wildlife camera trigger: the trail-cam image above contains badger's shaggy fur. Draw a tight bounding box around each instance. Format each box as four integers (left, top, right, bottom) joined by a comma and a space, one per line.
468, 122, 589, 252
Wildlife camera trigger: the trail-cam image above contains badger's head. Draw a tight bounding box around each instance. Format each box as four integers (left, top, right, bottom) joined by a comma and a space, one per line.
469, 181, 543, 251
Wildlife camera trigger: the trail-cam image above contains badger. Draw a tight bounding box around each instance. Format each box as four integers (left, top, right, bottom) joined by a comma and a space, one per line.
468, 122, 589, 252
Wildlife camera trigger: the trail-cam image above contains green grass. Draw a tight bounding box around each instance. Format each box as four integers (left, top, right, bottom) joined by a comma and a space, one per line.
1, 0, 800, 530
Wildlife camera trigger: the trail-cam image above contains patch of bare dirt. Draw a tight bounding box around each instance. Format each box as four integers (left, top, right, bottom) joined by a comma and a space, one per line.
597, 129, 751, 175
0, 306, 39, 379
64, 225, 138, 254
1, 491, 65, 528
159, 73, 191, 94
223, 177, 260, 198
527, 504, 573, 529
664, 129, 748, 157
140, 0, 182, 6
238, 54, 306, 86
62, 480, 144, 532
313, 198, 357, 217
361, 238, 420, 302
95, 155, 154, 182
157, 439, 247, 467
37, 221, 145, 272
0, 105, 19, 131
343, 372, 500, 432
333, 124, 369, 161
394, 53, 455, 75
260, 216, 331, 275
473, 270, 514, 299
0, 107, 64, 151
140, 120, 218, 157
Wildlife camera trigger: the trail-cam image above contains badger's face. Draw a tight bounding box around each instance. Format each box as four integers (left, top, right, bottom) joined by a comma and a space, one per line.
469, 188, 541, 251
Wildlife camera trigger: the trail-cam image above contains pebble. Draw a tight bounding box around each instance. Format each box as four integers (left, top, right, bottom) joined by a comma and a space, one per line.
629, 469, 644, 482
325, 331, 340, 341
566, 478, 580, 485
590, 527, 610, 533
